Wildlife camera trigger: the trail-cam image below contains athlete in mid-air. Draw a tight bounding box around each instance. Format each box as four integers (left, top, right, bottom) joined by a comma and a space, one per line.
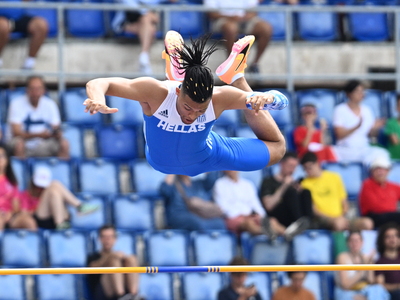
83, 31, 288, 176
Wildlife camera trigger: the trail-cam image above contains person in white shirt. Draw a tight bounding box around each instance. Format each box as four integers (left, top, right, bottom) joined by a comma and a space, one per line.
213, 170, 270, 235
204, 0, 272, 74
333, 80, 389, 166
6, 76, 69, 158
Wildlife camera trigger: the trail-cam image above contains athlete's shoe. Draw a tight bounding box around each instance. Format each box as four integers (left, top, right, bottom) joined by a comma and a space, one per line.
216, 35, 255, 84
162, 30, 185, 82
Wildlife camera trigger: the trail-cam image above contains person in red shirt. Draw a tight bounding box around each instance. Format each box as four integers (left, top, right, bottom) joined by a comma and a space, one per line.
293, 103, 336, 162
359, 157, 400, 228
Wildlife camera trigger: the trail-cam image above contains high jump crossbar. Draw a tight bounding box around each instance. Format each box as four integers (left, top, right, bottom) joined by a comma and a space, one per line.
0, 265, 399, 275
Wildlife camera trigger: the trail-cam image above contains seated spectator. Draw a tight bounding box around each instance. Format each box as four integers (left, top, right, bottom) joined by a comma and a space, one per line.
218, 256, 262, 300
6, 76, 69, 158
335, 230, 389, 300
300, 152, 373, 231
359, 157, 400, 228
159, 173, 226, 231
375, 223, 400, 300
273, 271, 315, 300
293, 103, 336, 162
0, 4, 48, 69
87, 225, 143, 300
384, 93, 400, 159
204, 0, 272, 74
333, 80, 389, 165
19, 166, 98, 230
260, 151, 312, 239
214, 170, 274, 236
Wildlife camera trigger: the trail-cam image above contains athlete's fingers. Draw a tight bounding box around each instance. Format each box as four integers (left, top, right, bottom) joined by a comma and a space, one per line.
104, 107, 119, 114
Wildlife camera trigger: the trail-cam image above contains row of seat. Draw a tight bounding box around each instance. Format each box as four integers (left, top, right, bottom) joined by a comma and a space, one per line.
3, 0, 399, 42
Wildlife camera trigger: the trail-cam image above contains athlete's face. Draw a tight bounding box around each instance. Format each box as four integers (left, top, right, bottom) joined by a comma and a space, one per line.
176, 87, 210, 124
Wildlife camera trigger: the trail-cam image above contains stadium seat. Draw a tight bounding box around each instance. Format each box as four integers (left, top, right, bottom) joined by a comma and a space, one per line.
46, 230, 88, 267
78, 159, 119, 194
108, 96, 144, 125
0, 275, 25, 300
280, 271, 324, 300
61, 88, 102, 125
113, 196, 154, 231
36, 274, 78, 300
96, 125, 138, 160
258, 1, 286, 40
167, 6, 205, 38
182, 273, 223, 300
131, 160, 166, 198
235, 126, 257, 139
240, 169, 264, 190
30, 158, 73, 191
245, 272, 272, 300
65, 0, 106, 37
215, 110, 240, 128
297, 11, 339, 41
25, 1, 58, 37
241, 233, 290, 265
62, 124, 84, 158
257, 89, 293, 129
292, 230, 333, 264
323, 162, 364, 200
296, 89, 339, 125
385, 91, 398, 118
92, 230, 137, 255
361, 230, 378, 258
362, 89, 385, 118
348, 9, 389, 41
2, 230, 42, 267
11, 157, 28, 190
69, 195, 107, 230
139, 273, 173, 300
388, 161, 400, 185
191, 231, 236, 266
145, 230, 188, 266
212, 126, 229, 137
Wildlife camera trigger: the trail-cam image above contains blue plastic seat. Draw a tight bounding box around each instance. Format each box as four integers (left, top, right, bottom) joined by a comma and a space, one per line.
349, 9, 389, 41
113, 196, 153, 231
168, 8, 205, 38
297, 11, 339, 41
0, 275, 26, 300
212, 125, 229, 137
92, 230, 136, 255
30, 158, 73, 191
258, 89, 293, 129
235, 125, 257, 139
258, 2, 286, 40
361, 230, 378, 257
182, 273, 223, 300
139, 273, 173, 300
245, 272, 272, 300
363, 89, 385, 118
191, 231, 236, 266
11, 157, 28, 190
323, 162, 364, 200
240, 169, 263, 190
61, 88, 102, 125
292, 230, 333, 264
46, 230, 88, 267
145, 230, 188, 266
388, 161, 400, 185
296, 89, 339, 125
385, 91, 398, 118
108, 96, 144, 125
36, 274, 78, 300
241, 233, 290, 265
25, 0, 58, 37
280, 271, 324, 300
131, 160, 166, 198
96, 125, 138, 160
69, 195, 107, 230
66, 0, 105, 37
62, 124, 84, 158
2, 230, 42, 267
78, 159, 119, 194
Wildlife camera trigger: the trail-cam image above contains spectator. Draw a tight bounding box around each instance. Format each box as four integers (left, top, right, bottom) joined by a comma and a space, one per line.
214, 170, 273, 236
359, 157, 400, 228
218, 256, 262, 300
375, 223, 400, 300
0, 4, 48, 69
259, 151, 312, 238
273, 271, 315, 300
300, 151, 373, 231
6, 76, 69, 158
19, 166, 99, 230
204, 0, 272, 73
293, 103, 336, 162
335, 230, 389, 300
384, 93, 400, 159
159, 173, 226, 231
87, 225, 143, 300
333, 80, 389, 165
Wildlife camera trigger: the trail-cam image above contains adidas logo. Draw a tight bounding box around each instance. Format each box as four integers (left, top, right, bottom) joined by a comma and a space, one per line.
159, 109, 169, 118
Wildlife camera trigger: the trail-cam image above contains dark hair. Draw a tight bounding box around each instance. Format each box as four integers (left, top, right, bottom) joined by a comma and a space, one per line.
281, 151, 298, 162
346, 230, 362, 242
344, 80, 362, 94
300, 151, 318, 165
175, 34, 218, 103
0, 143, 17, 186
287, 271, 307, 278
98, 224, 116, 235
377, 222, 400, 256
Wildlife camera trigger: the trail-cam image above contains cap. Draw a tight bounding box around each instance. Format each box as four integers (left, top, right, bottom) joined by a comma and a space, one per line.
369, 157, 391, 170
33, 166, 52, 188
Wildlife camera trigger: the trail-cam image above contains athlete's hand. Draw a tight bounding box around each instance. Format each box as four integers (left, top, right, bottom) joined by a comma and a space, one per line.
83, 98, 119, 115
246, 92, 274, 115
